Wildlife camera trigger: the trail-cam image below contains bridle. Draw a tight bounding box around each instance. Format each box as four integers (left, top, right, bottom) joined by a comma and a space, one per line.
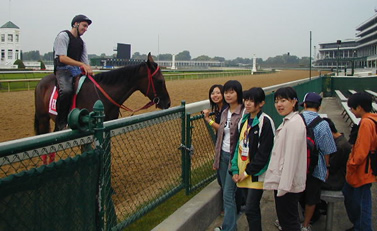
86, 64, 161, 114
146, 65, 161, 105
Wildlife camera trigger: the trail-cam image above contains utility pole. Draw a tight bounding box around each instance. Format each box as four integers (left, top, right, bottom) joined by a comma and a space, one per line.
157, 34, 160, 62
336, 40, 342, 76
310, 31, 312, 80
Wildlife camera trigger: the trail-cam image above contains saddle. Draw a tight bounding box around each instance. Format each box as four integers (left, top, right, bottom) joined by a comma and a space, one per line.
49, 75, 87, 115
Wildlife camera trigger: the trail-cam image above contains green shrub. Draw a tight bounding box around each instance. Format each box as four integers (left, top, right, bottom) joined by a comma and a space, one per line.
13, 59, 25, 69
39, 60, 46, 70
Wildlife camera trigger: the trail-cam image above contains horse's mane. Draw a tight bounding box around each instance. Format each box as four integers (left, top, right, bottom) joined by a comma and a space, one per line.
93, 62, 146, 85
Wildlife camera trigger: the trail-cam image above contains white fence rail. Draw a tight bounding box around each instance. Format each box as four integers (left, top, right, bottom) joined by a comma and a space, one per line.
0, 78, 41, 92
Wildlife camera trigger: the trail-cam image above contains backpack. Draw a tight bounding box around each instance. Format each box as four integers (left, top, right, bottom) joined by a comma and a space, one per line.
365, 118, 377, 176
300, 114, 323, 175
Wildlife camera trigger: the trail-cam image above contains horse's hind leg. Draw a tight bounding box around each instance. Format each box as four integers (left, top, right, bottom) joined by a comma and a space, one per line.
34, 114, 56, 164
34, 114, 51, 135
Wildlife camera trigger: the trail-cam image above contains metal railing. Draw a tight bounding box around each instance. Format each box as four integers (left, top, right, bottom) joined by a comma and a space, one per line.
2, 76, 375, 230
0, 78, 40, 92
0, 99, 218, 230
0, 70, 254, 92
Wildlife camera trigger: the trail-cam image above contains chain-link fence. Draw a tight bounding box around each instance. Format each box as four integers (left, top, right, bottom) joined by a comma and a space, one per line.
187, 113, 217, 193
0, 102, 220, 230
0, 77, 334, 230
106, 111, 185, 230
0, 134, 99, 231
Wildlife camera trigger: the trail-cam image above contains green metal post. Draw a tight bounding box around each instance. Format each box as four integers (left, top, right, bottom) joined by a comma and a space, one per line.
93, 100, 105, 147
92, 100, 107, 230
185, 113, 192, 195
180, 101, 187, 192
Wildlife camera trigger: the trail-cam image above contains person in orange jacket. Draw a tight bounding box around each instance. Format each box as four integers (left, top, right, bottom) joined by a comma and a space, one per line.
343, 92, 377, 231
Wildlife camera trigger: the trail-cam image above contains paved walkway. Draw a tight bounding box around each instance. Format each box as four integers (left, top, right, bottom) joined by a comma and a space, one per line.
206, 97, 377, 231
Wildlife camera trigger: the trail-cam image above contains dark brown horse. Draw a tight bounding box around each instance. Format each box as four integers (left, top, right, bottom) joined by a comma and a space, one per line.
34, 53, 171, 135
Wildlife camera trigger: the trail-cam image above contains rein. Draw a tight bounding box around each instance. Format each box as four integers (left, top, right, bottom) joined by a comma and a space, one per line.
86, 65, 161, 114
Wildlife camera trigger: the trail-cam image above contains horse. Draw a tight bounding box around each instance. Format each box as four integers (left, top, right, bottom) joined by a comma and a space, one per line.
34, 52, 171, 136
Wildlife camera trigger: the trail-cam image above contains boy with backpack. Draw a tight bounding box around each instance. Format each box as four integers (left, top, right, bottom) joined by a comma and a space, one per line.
343, 92, 377, 231
299, 92, 337, 231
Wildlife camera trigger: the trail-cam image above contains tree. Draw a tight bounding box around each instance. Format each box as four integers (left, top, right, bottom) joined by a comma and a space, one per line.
14, 59, 25, 69
192, 55, 211, 61
24, 49, 312, 68
175, 50, 191, 61
213, 56, 226, 62
132, 52, 147, 60
299, 57, 310, 67
42, 52, 53, 61
157, 53, 172, 60
225, 57, 252, 66
22, 50, 41, 61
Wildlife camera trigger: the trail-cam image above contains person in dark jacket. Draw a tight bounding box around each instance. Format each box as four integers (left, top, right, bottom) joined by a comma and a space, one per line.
203, 84, 228, 133
322, 117, 351, 191
230, 87, 275, 231
313, 118, 352, 223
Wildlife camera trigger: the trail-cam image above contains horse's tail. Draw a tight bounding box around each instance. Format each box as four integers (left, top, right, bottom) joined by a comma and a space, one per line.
34, 105, 52, 135
34, 77, 52, 135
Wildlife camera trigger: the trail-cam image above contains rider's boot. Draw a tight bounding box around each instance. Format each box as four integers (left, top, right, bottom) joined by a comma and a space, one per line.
55, 97, 70, 131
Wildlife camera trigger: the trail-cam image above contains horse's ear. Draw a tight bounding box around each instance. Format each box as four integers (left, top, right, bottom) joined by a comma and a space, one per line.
147, 52, 154, 63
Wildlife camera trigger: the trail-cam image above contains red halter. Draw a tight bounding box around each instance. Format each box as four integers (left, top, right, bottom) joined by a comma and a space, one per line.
86, 65, 161, 114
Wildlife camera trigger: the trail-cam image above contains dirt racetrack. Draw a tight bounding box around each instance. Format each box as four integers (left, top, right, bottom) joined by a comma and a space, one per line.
0, 70, 316, 142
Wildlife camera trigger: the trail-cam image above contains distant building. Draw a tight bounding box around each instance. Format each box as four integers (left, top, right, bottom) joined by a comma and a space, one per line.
315, 39, 358, 69
0, 21, 21, 68
93, 43, 224, 69
315, 13, 377, 71
356, 14, 377, 68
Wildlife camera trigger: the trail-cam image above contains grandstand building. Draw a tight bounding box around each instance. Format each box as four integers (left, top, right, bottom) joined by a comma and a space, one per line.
315, 13, 377, 73
0, 21, 21, 68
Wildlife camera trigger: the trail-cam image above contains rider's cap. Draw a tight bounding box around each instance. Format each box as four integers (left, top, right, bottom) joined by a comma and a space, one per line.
71, 14, 92, 27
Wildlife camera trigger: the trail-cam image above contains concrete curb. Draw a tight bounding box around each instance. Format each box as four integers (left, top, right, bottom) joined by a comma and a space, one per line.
152, 180, 222, 231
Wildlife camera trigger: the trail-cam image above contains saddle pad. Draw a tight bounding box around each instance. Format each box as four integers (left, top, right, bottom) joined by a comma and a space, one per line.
48, 76, 87, 115
48, 86, 58, 115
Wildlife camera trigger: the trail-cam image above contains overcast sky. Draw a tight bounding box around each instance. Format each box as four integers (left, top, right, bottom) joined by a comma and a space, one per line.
1, 0, 376, 60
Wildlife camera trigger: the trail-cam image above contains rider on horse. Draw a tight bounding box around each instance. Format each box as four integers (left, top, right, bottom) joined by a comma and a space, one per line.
53, 14, 93, 130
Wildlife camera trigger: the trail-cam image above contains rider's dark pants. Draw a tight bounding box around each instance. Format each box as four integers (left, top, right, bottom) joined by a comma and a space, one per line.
55, 69, 73, 130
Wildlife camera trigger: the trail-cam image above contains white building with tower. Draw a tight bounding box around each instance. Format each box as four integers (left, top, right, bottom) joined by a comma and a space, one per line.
0, 21, 21, 68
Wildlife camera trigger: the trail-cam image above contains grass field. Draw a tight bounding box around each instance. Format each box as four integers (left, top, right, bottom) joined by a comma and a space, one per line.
0, 72, 48, 92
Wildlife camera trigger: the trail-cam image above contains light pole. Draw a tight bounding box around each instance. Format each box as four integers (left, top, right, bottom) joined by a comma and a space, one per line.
310, 31, 312, 80
336, 40, 341, 76
352, 50, 356, 76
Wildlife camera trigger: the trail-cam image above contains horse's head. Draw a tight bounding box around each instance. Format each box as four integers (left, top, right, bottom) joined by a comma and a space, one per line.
140, 53, 171, 109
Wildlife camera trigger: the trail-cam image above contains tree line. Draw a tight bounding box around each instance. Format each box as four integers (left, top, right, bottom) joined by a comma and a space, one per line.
20, 50, 311, 68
